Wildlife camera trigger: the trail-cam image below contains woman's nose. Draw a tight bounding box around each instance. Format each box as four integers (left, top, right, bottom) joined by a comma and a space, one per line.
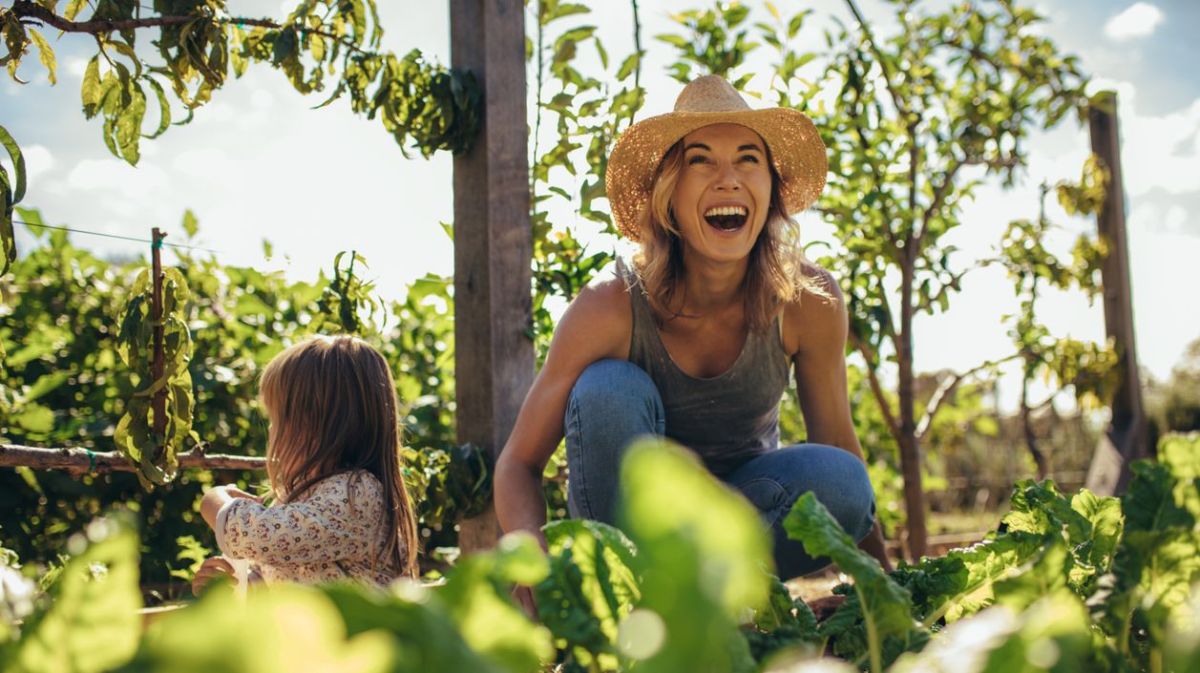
713, 162, 741, 190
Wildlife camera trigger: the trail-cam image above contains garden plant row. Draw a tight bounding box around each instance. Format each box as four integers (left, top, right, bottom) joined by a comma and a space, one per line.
2, 433, 1198, 673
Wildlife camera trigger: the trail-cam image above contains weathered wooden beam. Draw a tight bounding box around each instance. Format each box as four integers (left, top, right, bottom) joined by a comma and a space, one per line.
449, 0, 534, 553
1085, 91, 1151, 496
0, 444, 266, 473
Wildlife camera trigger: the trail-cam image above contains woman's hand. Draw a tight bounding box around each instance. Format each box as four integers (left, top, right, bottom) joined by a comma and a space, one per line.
191, 556, 236, 596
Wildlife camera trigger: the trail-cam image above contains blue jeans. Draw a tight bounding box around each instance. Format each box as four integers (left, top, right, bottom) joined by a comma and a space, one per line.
564, 359, 876, 579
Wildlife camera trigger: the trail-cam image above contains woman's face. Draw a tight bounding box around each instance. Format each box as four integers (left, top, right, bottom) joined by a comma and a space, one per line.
670, 123, 774, 265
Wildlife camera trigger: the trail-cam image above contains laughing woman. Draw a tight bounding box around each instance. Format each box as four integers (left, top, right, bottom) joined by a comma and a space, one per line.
494, 76, 890, 608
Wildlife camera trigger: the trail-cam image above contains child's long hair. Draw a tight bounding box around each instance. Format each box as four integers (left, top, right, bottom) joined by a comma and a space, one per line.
259, 335, 419, 578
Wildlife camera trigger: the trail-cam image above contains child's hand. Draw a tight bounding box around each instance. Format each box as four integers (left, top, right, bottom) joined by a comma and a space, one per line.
222, 486, 263, 503
191, 556, 236, 596
199, 485, 263, 529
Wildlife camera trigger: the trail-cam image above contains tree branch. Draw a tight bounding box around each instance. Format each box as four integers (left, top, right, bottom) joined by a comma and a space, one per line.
842, 0, 911, 121
852, 334, 902, 441
915, 353, 1021, 441
0, 443, 266, 473
916, 156, 964, 248
8, 1, 373, 58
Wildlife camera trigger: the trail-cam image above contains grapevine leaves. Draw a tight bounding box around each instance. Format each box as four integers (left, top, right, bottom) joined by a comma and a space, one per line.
0, 124, 23, 279
114, 267, 195, 488
3, 2, 481, 165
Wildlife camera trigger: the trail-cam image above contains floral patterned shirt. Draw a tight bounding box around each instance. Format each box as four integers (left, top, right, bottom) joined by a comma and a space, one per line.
215, 470, 403, 587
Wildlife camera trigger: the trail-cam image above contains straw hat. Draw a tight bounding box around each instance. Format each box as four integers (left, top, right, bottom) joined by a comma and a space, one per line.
605, 75, 827, 241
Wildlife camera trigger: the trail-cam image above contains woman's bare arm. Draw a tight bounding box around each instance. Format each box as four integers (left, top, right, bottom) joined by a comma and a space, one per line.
493, 275, 631, 550
785, 269, 893, 570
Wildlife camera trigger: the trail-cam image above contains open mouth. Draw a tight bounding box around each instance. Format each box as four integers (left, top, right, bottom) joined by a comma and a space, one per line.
703, 205, 749, 231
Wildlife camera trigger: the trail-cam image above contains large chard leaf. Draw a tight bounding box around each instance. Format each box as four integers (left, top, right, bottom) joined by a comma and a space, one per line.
889, 590, 1095, 673
323, 582, 507, 673
743, 575, 823, 666
1003, 480, 1123, 596
616, 439, 770, 673
436, 531, 556, 673
7, 517, 141, 673
896, 531, 1046, 627
126, 583, 393, 673
1103, 435, 1200, 664
534, 519, 641, 670
783, 492, 920, 672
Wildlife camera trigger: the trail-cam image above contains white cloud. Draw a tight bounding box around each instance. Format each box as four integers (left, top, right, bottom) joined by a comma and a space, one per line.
22, 145, 54, 182
1104, 3, 1164, 42
66, 158, 168, 195
65, 58, 89, 80
172, 148, 236, 179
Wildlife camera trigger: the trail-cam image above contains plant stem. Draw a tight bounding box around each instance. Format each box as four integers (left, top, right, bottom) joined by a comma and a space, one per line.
858, 585, 883, 673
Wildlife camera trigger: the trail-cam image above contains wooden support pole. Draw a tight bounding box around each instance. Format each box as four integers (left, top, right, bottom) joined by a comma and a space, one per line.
1085, 91, 1150, 496
150, 227, 167, 460
449, 0, 534, 554
0, 444, 265, 473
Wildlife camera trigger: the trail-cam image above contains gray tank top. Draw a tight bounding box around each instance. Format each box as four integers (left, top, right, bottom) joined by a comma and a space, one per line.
618, 260, 792, 475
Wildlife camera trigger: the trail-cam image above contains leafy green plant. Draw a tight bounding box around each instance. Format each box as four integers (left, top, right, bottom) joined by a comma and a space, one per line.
0, 1, 480, 165
113, 267, 195, 487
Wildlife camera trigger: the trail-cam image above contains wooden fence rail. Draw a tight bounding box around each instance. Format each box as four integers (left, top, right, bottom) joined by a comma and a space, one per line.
0, 444, 266, 473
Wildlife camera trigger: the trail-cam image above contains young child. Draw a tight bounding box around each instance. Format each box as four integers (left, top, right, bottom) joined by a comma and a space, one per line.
194, 335, 419, 593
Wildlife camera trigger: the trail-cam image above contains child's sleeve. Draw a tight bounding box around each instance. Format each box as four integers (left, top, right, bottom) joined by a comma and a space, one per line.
214, 474, 382, 567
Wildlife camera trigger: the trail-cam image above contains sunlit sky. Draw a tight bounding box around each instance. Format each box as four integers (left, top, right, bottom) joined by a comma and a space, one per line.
2, 0, 1198, 409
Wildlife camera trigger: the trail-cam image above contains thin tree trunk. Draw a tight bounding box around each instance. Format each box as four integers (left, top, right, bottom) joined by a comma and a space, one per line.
897, 256, 927, 560
1020, 371, 1050, 480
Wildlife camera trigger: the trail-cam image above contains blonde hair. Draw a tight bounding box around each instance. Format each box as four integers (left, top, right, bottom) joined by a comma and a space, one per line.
259, 334, 419, 579
632, 139, 824, 330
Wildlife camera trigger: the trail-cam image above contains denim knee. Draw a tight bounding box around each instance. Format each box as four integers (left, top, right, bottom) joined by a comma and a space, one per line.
567, 359, 662, 425
564, 359, 665, 523
816, 447, 875, 542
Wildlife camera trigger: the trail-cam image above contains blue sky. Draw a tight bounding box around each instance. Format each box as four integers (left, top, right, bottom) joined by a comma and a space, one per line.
2, 0, 1198, 405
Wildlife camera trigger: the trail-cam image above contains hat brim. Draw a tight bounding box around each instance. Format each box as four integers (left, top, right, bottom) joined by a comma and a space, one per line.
605, 107, 827, 241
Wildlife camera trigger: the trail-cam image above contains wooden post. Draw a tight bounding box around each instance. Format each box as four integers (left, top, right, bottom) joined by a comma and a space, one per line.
150, 227, 167, 460
1085, 91, 1150, 496
449, 0, 534, 554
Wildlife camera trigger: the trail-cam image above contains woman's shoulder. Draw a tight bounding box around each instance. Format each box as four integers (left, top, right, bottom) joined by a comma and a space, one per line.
551, 258, 635, 363
565, 259, 634, 327
780, 262, 847, 356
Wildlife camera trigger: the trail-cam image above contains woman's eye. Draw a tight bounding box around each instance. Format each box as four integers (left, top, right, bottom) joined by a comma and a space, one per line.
739, 154, 760, 163
687, 155, 709, 165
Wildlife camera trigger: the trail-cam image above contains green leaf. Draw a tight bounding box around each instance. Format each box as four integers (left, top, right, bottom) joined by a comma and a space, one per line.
20, 371, 69, 404
133, 583, 394, 673
142, 75, 172, 139
64, 0, 87, 21
26, 29, 56, 85
9, 517, 141, 673
889, 591, 1094, 673
12, 403, 54, 433
0, 124, 26, 205
436, 534, 555, 673
323, 583, 505, 673
181, 209, 199, 238
617, 439, 769, 673
115, 83, 147, 165
784, 492, 918, 672
80, 56, 102, 117
534, 519, 641, 663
